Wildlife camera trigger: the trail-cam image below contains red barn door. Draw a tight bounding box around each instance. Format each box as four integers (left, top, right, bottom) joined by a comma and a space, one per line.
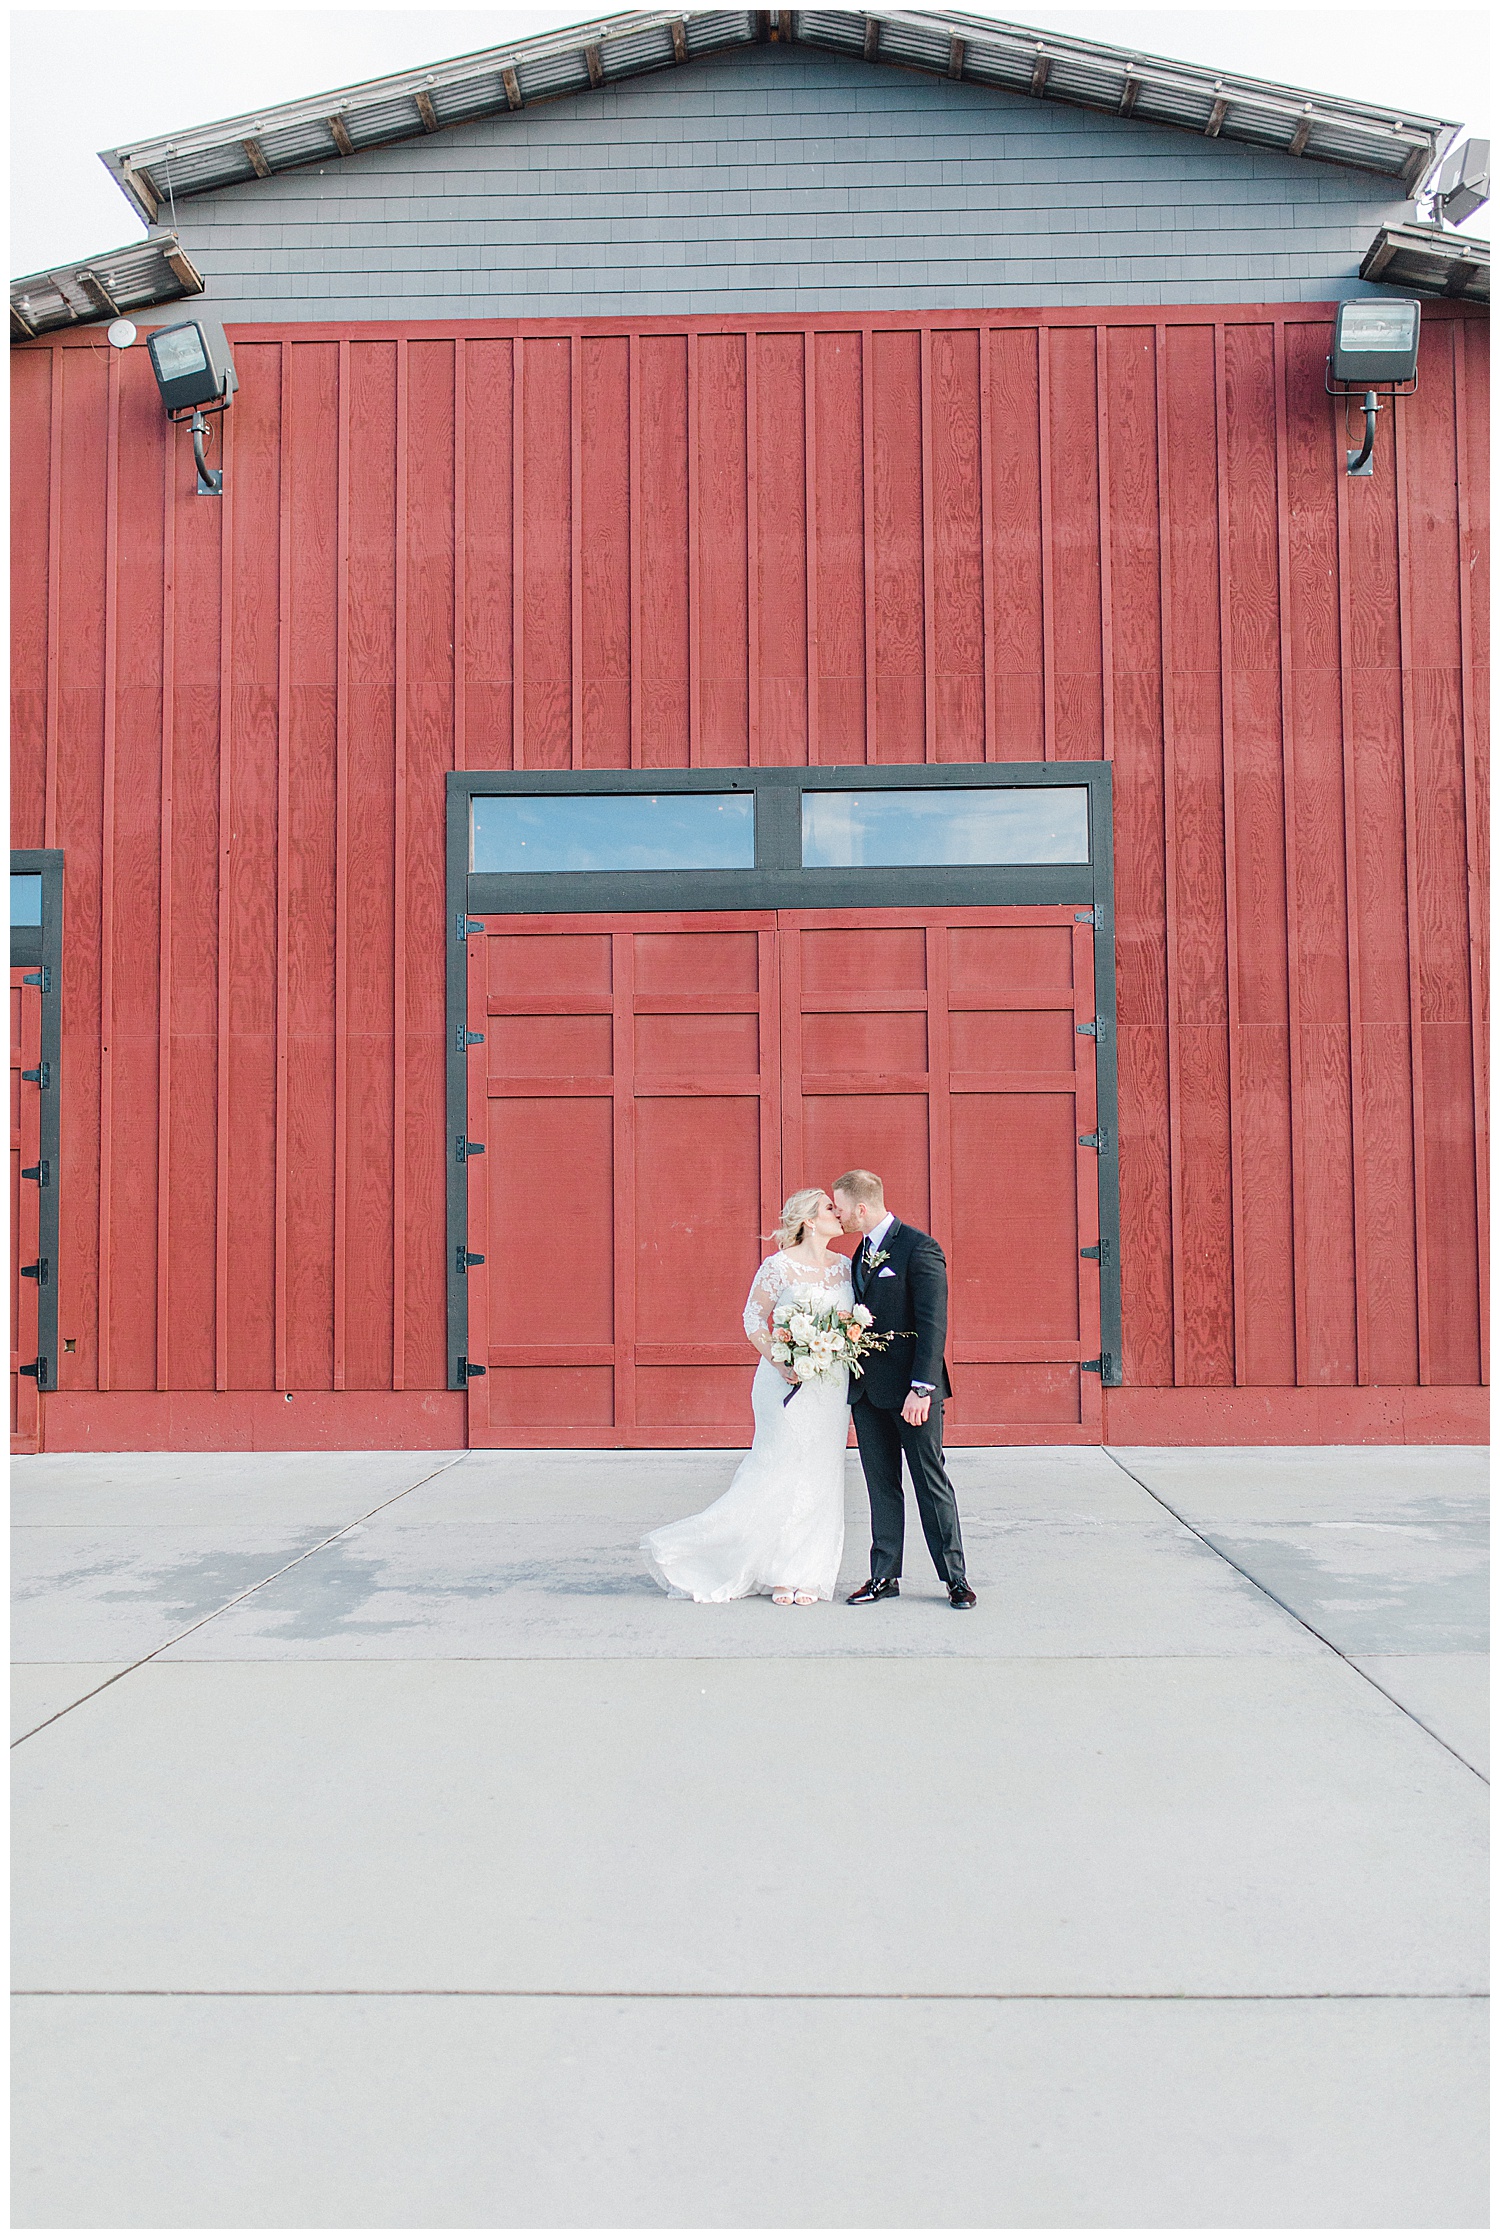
465, 906, 1101, 1446
466, 913, 783, 1445
779, 908, 1100, 1442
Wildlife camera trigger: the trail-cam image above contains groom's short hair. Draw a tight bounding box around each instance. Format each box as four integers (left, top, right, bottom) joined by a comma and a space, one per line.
833, 1168, 884, 1208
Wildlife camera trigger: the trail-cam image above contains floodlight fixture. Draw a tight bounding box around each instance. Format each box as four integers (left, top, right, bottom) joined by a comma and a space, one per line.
1325, 299, 1421, 478
1434, 138, 1490, 227
145, 317, 238, 496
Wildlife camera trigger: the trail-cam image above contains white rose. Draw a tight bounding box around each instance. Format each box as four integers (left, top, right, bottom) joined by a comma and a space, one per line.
851, 1303, 873, 1326
788, 1313, 814, 1343
770, 1342, 791, 1362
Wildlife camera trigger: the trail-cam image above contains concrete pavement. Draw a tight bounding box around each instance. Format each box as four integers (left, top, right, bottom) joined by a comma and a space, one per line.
12, 1443, 1489, 2227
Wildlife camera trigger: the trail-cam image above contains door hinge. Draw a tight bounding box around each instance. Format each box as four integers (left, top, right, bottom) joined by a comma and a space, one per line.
1081, 1352, 1116, 1379
21, 1159, 50, 1185
22, 966, 51, 992
1078, 1131, 1109, 1153
456, 1025, 485, 1053
1076, 1020, 1104, 1041
455, 1137, 485, 1163
18, 1358, 48, 1383
1074, 909, 1095, 927
1080, 1240, 1112, 1267
458, 1357, 487, 1380
456, 1246, 485, 1272
20, 1258, 49, 1285
21, 1062, 50, 1087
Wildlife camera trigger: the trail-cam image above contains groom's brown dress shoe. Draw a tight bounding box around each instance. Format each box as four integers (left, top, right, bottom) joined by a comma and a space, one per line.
947, 1580, 977, 1609
847, 1577, 900, 1604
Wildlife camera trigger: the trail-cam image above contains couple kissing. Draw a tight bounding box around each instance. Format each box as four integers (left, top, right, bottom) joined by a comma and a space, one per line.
641, 1169, 975, 1611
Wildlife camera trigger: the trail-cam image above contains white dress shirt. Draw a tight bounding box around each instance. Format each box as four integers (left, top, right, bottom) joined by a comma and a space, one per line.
861, 1212, 935, 1394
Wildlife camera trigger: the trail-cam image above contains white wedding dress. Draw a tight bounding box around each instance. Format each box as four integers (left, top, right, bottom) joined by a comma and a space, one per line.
641, 1252, 852, 1602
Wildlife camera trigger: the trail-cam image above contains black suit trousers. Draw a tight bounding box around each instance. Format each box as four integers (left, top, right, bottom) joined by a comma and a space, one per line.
851, 1393, 967, 1586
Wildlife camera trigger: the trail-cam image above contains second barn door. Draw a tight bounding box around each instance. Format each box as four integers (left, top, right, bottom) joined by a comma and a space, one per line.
778, 908, 1101, 1442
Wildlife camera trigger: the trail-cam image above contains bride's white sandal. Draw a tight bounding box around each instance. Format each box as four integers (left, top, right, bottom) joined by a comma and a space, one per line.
772, 1589, 796, 1605
792, 1590, 818, 1605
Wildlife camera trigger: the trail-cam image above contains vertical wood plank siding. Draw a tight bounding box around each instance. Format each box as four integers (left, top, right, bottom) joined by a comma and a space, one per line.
10, 308, 1487, 1422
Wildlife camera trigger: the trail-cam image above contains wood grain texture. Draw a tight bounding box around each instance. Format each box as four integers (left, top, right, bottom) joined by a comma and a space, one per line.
929, 328, 985, 764
401, 338, 455, 1393
225, 345, 281, 1393
1046, 325, 1103, 764
345, 342, 398, 1389
813, 331, 864, 765
870, 328, 924, 764
1453, 321, 1488, 1382
166, 374, 222, 1394
10, 351, 51, 849
578, 335, 629, 770
95, 351, 121, 1390
105, 355, 165, 1394
10, 306, 1485, 1435
755, 331, 809, 766
392, 340, 410, 1388
1284, 320, 1356, 1384
285, 340, 339, 1395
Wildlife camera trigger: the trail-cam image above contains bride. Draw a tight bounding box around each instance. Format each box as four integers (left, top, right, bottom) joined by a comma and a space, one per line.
642, 1188, 852, 1605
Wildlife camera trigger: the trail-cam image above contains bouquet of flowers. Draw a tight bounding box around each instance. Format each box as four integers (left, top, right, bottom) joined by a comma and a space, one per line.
768, 1286, 896, 1405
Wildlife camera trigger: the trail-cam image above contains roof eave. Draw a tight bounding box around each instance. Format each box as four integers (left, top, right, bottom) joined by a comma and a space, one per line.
97, 5, 1461, 222
11, 232, 205, 341
1361, 221, 1491, 304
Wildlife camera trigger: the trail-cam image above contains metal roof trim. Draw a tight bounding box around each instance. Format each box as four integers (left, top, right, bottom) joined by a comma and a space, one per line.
11, 232, 204, 341
1361, 221, 1490, 303
96, 7, 1461, 223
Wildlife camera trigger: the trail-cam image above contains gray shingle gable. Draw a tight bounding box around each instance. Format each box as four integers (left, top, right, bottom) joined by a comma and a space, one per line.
166, 42, 1414, 319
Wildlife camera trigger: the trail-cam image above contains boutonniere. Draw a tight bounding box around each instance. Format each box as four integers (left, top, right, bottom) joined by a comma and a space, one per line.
863, 1246, 891, 1274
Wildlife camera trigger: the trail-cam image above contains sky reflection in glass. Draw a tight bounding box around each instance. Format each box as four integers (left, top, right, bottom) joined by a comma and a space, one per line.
801, 788, 1089, 867
472, 792, 754, 874
10, 874, 43, 925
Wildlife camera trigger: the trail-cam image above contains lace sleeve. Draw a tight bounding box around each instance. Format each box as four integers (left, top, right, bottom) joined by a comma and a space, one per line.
742, 1255, 783, 1342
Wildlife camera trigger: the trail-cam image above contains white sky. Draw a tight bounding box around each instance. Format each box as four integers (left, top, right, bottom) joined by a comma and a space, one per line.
10, 3, 1492, 277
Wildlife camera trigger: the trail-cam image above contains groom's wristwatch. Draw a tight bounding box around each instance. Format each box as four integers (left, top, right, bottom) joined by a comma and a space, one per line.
910, 1381, 935, 1395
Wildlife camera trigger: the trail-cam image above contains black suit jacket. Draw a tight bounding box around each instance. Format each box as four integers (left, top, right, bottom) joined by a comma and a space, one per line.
849, 1218, 954, 1411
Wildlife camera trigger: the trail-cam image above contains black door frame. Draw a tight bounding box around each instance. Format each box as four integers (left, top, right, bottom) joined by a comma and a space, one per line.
11, 849, 64, 1393
445, 762, 1121, 1397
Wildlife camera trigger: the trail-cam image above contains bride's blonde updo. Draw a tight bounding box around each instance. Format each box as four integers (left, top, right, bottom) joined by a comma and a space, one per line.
773, 1187, 826, 1251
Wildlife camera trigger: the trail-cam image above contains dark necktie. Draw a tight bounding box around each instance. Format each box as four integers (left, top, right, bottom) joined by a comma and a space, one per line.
855, 1243, 869, 1299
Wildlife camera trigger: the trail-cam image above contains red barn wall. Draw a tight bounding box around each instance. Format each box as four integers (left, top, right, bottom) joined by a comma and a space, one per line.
9, 306, 1488, 1449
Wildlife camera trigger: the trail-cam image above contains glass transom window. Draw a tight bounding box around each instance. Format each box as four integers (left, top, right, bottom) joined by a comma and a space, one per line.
10, 874, 42, 926
472, 792, 754, 875
801, 787, 1089, 868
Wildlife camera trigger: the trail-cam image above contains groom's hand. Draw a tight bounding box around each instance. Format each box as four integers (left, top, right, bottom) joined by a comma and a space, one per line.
901, 1389, 931, 1427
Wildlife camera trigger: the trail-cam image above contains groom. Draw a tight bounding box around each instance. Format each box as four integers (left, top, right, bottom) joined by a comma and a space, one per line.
831, 1169, 976, 1610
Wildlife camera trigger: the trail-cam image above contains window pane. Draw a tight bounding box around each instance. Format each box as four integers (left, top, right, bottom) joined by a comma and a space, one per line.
10, 874, 42, 926
471, 792, 754, 874
801, 787, 1089, 867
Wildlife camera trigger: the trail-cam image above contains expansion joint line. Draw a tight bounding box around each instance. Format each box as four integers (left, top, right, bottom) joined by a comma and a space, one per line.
14, 1989, 1489, 2003
1101, 1449, 1487, 1785
10, 1451, 471, 1749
